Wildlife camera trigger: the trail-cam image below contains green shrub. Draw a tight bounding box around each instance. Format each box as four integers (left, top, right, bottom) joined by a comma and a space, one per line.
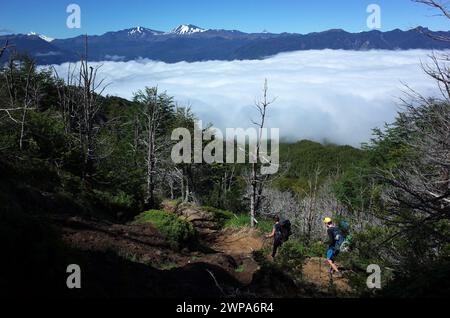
93, 190, 135, 210
258, 219, 275, 234
202, 206, 234, 227
133, 210, 197, 248
304, 241, 327, 258
277, 240, 307, 271
111, 191, 135, 209
224, 214, 273, 233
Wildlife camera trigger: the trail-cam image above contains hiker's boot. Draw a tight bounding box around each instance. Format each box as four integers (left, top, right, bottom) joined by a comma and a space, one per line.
333, 271, 344, 279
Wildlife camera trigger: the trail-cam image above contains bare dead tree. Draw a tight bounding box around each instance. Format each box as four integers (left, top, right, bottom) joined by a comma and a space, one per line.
413, 0, 450, 41
1, 56, 42, 150
361, 0, 450, 256
218, 164, 236, 206
260, 187, 301, 229
145, 91, 161, 207
414, 0, 450, 19
52, 36, 108, 182
79, 56, 107, 181
134, 87, 159, 207
166, 166, 184, 200
304, 165, 322, 241
0, 40, 10, 58
421, 53, 450, 102
248, 79, 276, 227
166, 106, 197, 203
380, 100, 450, 229
378, 63, 450, 245
260, 175, 356, 242
133, 87, 174, 207
53, 63, 79, 134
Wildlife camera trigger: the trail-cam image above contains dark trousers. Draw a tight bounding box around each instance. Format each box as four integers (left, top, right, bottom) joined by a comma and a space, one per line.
272, 240, 282, 258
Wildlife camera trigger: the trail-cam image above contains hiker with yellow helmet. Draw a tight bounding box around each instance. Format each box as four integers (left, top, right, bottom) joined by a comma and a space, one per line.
324, 217, 344, 275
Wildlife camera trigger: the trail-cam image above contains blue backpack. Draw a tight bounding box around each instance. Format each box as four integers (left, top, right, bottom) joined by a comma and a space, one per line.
334, 222, 352, 252
332, 227, 345, 251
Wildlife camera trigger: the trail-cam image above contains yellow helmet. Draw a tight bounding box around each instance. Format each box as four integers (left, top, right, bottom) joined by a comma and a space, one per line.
323, 217, 333, 224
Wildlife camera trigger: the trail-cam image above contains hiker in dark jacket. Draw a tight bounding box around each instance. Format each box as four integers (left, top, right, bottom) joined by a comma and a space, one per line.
324, 217, 342, 274
266, 215, 283, 258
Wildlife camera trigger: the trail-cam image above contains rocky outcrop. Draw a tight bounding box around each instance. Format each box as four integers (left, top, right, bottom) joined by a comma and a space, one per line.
171, 203, 222, 237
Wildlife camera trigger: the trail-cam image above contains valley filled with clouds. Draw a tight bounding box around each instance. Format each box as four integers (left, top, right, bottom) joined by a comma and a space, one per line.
51, 49, 443, 146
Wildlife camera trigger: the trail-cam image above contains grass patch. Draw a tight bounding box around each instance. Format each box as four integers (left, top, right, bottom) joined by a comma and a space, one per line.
224, 214, 273, 233
235, 265, 246, 273
158, 262, 178, 271
163, 199, 182, 207
133, 210, 197, 248
124, 252, 140, 263
201, 206, 234, 227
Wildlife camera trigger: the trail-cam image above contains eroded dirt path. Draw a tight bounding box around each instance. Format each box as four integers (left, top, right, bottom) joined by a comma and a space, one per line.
173, 202, 270, 285
53, 215, 192, 268
208, 227, 269, 285
302, 257, 352, 294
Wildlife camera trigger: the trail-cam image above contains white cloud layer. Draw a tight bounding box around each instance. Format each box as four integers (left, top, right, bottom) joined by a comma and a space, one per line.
51, 50, 443, 146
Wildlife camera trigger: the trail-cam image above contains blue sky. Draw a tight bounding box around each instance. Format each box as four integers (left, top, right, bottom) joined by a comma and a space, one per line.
1, 0, 449, 38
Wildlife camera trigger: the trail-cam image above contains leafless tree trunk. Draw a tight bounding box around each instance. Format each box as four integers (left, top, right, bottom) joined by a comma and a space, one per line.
2, 57, 41, 150
249, 79, 276, 227
304, 165, 321, 242
52, 36, 107, 182
53, 64, 78, 134
0, 40, 10, 58
133, 87, 171, 208
146, 90, 159, 207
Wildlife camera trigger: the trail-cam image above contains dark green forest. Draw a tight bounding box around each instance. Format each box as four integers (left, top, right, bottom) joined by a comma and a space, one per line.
1, 49, 449, 298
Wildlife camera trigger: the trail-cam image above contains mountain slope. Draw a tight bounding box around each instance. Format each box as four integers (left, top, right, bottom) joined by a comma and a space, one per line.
0, 34, 78, 64
1, 26, 450, 65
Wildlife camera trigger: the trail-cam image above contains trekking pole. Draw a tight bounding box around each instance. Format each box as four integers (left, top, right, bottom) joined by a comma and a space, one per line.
319, 253, 321, 279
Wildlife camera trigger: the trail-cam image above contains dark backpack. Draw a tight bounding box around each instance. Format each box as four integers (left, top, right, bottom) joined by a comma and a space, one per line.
338, 220, 350, 237
331, 226, 346, 251
280, 219, 292, 242
337, 220, 352, 252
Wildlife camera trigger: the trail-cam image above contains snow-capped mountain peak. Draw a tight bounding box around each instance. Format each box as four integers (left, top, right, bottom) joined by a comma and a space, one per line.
129, 26, 144, 35
127, 27, 163, 36
172, 24, 207, 35
27, 32, 54, 42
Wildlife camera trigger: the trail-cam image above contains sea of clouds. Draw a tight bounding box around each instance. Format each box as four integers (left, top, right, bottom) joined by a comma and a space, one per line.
50, 49, 443, 147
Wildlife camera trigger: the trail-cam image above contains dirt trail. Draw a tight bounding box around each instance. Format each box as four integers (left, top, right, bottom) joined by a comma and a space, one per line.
209, 227, 269, 285
302, 257, 352, 294
171, 202, 270, 285
211, 227, 267, 255
53, 215, 192, 268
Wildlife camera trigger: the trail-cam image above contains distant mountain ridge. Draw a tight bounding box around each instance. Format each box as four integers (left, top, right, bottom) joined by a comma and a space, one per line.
1, 25, 450, 65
